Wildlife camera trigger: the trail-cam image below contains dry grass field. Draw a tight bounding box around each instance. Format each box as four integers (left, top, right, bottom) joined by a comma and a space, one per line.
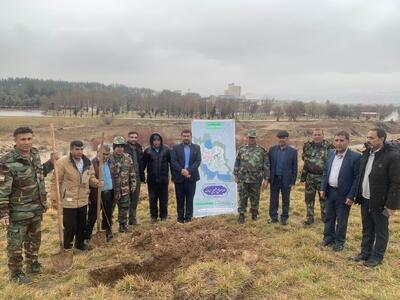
0, 116, 399, 299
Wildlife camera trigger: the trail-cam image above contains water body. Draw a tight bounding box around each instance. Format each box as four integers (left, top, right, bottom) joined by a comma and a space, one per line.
0, 110, 45, 117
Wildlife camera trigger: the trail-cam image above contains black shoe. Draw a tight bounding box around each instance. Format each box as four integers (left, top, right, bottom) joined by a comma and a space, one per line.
349, 254, 369, 262
26, 261, 42, 274
364, 258, 382, 267
238, 214, 245, 224
304, 218, 314, 225
150, 218, 157, 224
106, 230, 113, 242
333, 244, 344, 252
268, 218, 278, 224
281, 219, 288, 226
251, 214, 258, 221
322, 239, 334, 247
129, 219, 138, 225
119, 224, 128, 233
10, 271, 31, 284
160, 217, 167, 222
75, 243, 93, 251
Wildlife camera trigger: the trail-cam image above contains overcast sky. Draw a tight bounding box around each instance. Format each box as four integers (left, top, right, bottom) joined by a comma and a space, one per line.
1, 0, 399, 103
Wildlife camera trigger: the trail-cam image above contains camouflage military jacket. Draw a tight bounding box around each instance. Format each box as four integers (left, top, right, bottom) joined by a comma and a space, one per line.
111, 153, 136, 196
0, 146, 53, 221
234, 144, 270, 183
302, 140, 333, 175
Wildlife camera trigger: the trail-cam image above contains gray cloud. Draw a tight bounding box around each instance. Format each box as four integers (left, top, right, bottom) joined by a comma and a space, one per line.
0, 0, 399, 103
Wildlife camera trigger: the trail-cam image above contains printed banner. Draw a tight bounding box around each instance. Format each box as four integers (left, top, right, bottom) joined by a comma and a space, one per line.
192, 120, 237, 217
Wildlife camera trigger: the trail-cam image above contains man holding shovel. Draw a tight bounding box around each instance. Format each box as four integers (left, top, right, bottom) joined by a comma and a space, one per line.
52, 140, 102, 251
84, 144, 119, 242
0, 127, 55, 284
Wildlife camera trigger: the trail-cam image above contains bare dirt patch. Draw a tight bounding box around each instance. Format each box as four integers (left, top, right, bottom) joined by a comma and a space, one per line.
88, 217, 262, 286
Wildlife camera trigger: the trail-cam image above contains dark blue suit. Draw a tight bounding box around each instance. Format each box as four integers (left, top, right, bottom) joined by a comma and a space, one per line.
170, 143, 201, 222
320, 148, 360, 246
268, 145, 298, 221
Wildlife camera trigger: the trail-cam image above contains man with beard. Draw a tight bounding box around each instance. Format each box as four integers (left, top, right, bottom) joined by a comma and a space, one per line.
124, 131, 145, 225
143, 133, 171, 223
350, 128, 400, 266
170, 129, 201, 223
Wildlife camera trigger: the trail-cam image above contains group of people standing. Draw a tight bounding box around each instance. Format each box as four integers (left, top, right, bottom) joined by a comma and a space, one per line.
0, 125, 399, 284
234, 127, 400, 268
0, 127, 201, 283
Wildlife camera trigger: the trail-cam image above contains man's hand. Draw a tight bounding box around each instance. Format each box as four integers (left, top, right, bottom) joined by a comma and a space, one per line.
0, 215, 10, 227
345, 198, 354, 206
262, 179, 269, 189
130, 185, 136, 193
319, 191, 325, 199
181, 169, 190, 177
97, 180, 104, 188
50, 152, 59, 162
235, 177, 239, 184
385, 207, 396, 216
115, 192, 121, 201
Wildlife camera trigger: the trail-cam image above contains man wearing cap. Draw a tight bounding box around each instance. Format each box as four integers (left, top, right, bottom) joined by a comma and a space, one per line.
110, 136, 136, 233
268, 130, 298, 225
234, 130, 270, 223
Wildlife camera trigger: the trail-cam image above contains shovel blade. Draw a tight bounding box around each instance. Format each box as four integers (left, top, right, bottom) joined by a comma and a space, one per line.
91, 231, 107, 248
51, 249, 73, 273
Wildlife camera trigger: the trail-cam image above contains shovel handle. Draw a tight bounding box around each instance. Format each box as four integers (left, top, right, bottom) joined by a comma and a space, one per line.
50, 124, 64, 250
97, 133, 104, 231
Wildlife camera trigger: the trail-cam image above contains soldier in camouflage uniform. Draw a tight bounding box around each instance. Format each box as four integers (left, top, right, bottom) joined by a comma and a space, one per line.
111, 136, 136, 233
0, 127, 54, 283
300, 129, 333, 225
234, 130, 270, 224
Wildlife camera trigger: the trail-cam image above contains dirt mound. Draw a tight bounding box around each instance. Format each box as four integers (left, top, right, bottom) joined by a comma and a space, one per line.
88, 217, 262, 286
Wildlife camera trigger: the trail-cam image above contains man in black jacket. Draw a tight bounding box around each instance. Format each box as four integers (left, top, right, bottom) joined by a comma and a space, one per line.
124, 131, 145, 225
143, 133, 171, 223
350, 128, 400, 267
170, 129, 201, 223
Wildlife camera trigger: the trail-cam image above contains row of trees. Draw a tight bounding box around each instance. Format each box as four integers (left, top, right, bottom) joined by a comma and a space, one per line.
0, 78, 398, 121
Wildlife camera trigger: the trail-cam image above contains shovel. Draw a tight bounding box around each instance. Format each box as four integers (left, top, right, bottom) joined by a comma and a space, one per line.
91, 132, 107, 247
49, 124, 73, 272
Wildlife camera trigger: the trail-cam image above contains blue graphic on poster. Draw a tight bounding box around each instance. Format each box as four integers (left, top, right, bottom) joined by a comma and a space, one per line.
192, 120, 237, 217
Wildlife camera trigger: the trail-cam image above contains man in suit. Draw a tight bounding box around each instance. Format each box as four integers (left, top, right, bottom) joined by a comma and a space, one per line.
171, 129, 201, 223
350, 128, 400, 267
320, 131, 361, 251
268, 130, 298, 225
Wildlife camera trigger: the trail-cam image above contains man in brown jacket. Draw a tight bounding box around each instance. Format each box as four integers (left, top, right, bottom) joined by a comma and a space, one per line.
52, 140, 102, 251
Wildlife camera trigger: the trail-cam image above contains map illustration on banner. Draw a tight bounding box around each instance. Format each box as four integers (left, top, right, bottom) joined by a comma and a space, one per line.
192, 120, 237, 217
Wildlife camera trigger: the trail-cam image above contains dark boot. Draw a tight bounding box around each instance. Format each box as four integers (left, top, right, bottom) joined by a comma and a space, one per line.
238, 213, 245, 224
304, 217, 314, 225
251, 209, 258, 221
26, 261, 42, 274
106, 229, 113, 242
10, 271, 31, 284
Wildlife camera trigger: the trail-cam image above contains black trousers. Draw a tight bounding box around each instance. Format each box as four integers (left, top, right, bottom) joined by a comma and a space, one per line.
174, 180, 196, 222
360, 198, 389, 261
63, 205, 87, 249
148, 182, 169, 219
269, 176, 292, 220
85, 190, 114, 239
323, 187, 351, 246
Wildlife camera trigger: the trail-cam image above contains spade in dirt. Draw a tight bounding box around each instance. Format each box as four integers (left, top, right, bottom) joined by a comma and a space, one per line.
49, 124, 73, 272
